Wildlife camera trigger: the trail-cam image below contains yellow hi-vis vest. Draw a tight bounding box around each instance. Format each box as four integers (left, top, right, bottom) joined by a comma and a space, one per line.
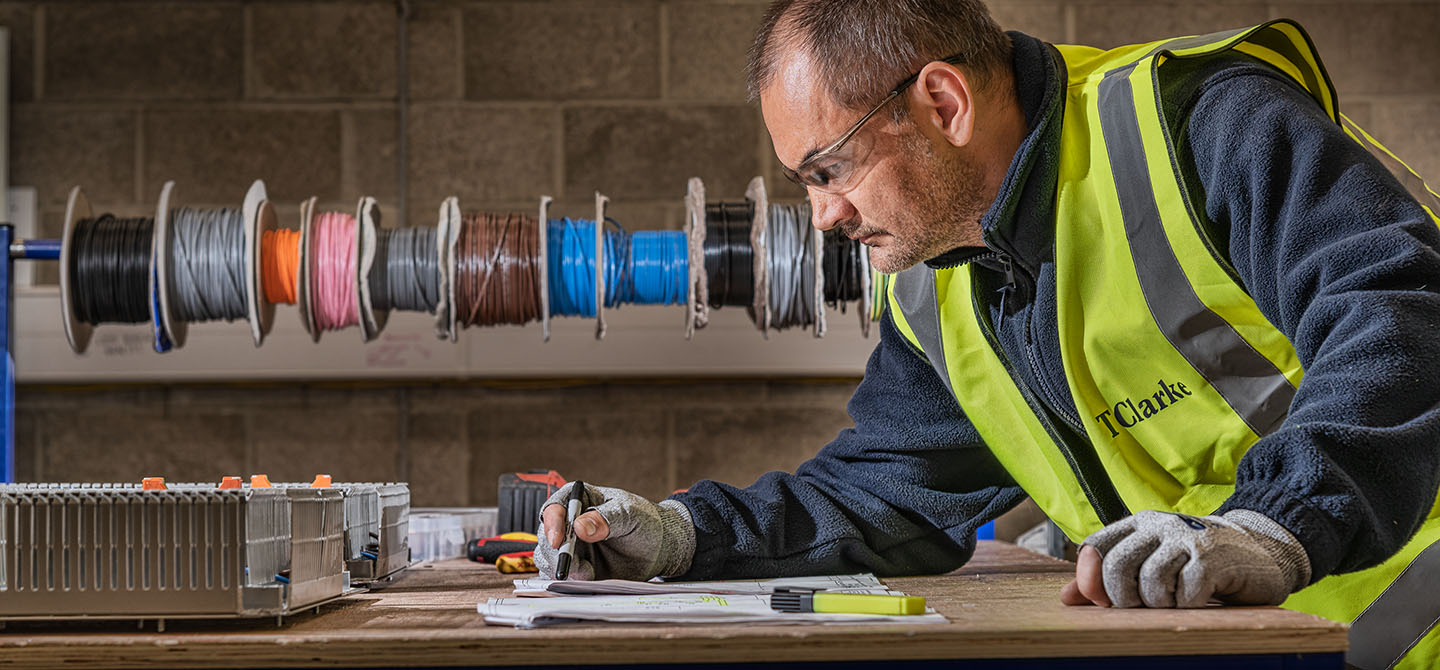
887, 20, 1440, 670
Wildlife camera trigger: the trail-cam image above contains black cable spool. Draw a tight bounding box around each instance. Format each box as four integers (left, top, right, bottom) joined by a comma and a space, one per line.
823, 229, 864, 310
70, 214, 155, 325
703, 201, 755, 309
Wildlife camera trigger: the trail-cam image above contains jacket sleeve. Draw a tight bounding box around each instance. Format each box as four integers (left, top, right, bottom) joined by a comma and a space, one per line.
671, 309, 1026, 580
1185, 65, 1440, 581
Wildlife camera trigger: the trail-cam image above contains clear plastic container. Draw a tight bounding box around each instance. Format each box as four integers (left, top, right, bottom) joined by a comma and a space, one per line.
406, 508, 498, 561
411, 507, 498, 543
407, 513, 466, 562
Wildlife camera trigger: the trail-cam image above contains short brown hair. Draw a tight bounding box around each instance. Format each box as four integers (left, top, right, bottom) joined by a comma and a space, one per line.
746, 0, 1013, 112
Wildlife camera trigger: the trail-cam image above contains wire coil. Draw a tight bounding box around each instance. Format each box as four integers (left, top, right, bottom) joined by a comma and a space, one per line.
702, 202, 755, 309
548, 217, 624, 317
823, 228, 865, 310
370, 226, 441, 313
767, 203, 817, 330
311, 212, 359, 331
168, 207, 249, 323
261, 228, 301, 305
622, 230, 688, 306
70, 214, 155, 325
457, 212, 542, 327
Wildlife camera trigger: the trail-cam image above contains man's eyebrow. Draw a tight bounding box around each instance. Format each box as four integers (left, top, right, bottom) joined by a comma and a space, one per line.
778, 145, 821, 172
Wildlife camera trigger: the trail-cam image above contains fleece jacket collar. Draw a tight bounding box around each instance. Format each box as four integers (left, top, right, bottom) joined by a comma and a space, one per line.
925, 31, 1064, 282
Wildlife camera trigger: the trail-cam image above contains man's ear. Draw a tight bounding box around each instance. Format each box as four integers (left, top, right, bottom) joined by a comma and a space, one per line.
910, 61, 975, 148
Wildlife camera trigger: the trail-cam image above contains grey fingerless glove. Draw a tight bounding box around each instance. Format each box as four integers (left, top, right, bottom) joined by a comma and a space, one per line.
1083, 509, 1311, 608
533, 483, 696, 581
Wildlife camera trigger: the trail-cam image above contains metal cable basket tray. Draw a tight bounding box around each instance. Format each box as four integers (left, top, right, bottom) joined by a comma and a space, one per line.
0, 482, 351, 621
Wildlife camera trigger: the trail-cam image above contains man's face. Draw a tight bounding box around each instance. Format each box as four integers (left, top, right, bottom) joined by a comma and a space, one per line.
761, 52, 989, 274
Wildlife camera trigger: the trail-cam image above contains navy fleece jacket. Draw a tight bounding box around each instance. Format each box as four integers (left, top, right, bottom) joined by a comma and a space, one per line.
673, 32, 1440, 584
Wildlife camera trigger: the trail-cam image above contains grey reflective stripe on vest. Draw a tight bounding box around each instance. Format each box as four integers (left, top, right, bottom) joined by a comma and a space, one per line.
1146, 25, 1325, 104
1144, 26, 1249, 58
892, 265, 954, 396
1346, 536, 1440, 670
1246, 26, 1325, 103
1096, 64, 1295, 438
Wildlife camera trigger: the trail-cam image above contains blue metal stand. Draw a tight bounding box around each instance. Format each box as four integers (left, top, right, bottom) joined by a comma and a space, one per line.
3, 231, 62, 482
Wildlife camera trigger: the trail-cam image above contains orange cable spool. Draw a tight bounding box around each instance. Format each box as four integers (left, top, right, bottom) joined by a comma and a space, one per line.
261, 228, 302, 305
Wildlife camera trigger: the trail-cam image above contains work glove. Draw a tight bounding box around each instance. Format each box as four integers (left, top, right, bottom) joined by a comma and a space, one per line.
533, 483, 696, 581
1084, 509, 1311, 608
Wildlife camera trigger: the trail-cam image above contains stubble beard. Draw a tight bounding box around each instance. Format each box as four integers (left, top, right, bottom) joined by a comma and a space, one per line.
862, 129, 991, 275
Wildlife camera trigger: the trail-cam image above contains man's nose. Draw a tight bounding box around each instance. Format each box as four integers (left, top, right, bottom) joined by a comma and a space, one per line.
808, 190, 855, 231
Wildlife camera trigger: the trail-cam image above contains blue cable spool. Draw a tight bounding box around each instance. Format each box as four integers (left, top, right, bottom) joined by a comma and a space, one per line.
623, 231, 688, 306
547, 218, 689, 316
547, 218, 621, 317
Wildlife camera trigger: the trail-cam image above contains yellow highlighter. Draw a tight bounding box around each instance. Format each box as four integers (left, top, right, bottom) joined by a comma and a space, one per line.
770, 587, 927, 615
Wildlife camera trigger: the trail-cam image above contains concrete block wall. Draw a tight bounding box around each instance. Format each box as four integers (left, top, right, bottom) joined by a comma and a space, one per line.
5, 1, 1438, 508
13, 381, 856, 506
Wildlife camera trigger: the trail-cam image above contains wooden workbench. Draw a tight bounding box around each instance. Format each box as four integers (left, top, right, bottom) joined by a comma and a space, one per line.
0, 542, 1347, 669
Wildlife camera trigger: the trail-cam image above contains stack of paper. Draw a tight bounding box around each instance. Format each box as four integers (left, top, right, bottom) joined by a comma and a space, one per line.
479, 574, 948, 629
511, 573, 892, 597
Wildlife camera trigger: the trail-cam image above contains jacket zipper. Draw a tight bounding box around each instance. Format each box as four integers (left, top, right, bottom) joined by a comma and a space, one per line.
1023, 305, 1086, 433
996, 257, 1015, 330
990, 253, 1087, 433
970, 276, 1127, 527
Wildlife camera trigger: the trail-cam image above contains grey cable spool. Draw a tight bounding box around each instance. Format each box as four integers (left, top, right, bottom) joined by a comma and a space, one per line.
152, 180, 275, 349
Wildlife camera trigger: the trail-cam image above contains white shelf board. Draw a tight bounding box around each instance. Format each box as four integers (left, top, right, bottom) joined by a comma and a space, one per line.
13, 287, 877, 381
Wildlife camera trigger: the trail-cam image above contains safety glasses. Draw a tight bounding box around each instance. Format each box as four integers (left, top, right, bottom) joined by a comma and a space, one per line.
781, 55, 967, 195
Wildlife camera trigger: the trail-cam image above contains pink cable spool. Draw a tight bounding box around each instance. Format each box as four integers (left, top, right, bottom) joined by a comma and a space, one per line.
310, 211, 360, 331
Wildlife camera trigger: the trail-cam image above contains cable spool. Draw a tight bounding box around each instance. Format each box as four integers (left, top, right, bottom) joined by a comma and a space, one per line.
692, 177, 770, 337
153, 180, 276, 349
547, 216, 623, 318
455, 210, 543, 330
622, 230, 688, 306
368, 225, 442, 315
766, 202, 820, 334
58, 186, 167, 354
296, 197, 362, 342
542, 204, 686, 339
702, 202, 756, 310
537, 193, 612, 339
261, 227, 302, 305
544, 217, 687, 309
822, 227, 865, 309
822, 219, 872, 336
168, 207, 248, 325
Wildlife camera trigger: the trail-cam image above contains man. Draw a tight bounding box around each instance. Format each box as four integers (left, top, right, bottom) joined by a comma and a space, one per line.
534, 2, 1440, 667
